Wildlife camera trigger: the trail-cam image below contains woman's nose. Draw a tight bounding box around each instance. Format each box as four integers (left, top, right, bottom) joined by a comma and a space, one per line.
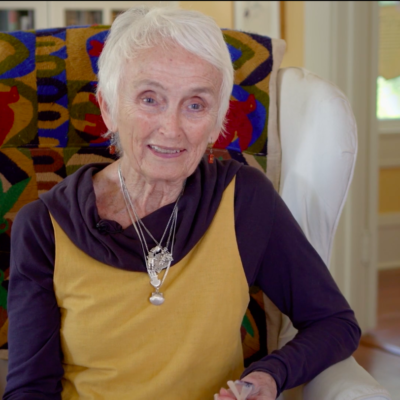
160, 108, 182, 138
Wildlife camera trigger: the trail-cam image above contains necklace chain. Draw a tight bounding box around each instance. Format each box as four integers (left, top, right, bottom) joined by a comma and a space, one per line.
117, 163, 184, 305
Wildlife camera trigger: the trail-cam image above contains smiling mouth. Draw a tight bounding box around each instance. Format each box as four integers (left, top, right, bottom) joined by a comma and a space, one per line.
149, 145, 184, 154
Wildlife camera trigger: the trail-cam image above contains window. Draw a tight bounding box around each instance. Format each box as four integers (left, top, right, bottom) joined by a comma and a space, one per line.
377, 1, 400, 127
65, 10, 102, 26
0, 9, 34, 31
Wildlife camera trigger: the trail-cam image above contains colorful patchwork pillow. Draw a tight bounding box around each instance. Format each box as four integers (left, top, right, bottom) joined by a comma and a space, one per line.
0, 26, 285, 360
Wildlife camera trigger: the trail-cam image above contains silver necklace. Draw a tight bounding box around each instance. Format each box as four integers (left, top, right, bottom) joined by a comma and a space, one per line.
117, 163, 183, 305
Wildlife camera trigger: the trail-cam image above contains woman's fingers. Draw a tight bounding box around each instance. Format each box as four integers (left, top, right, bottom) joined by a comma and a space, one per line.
217, 372, 277, 400
216, 387, 237, 399
216, 394, 275, 400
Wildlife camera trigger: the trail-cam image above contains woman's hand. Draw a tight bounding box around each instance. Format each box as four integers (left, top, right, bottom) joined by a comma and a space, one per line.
216, 371, 277, 400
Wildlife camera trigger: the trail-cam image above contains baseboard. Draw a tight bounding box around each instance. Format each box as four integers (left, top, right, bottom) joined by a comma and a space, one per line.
378, 261, 400, 270
380, 158, 400, 168
378, 213, 400, 269
378, 213, 400, 226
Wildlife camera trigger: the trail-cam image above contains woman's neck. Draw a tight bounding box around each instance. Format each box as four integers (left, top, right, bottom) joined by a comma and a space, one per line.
118, 158, 185, 218
93, 159, 185, 226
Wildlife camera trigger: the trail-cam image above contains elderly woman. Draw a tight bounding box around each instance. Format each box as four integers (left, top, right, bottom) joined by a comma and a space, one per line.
5, 6, 360, 400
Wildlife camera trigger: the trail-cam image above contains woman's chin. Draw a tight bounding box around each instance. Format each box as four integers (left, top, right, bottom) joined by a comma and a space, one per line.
140, 163, 191, 184
139, 153, 200, 183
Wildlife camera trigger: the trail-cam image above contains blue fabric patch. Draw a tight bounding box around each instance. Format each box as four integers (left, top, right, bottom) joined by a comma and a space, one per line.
89, 140, 111, 147
227, 43, 242, 63
231, 84, 248, 102
38, 120, 69, 147
55, 92, 68, 109
37, 76, 67, 104
36, 28, 66, 38
247, 99, 266, 146
50, 45, 67, 60
0, 31, 35, 79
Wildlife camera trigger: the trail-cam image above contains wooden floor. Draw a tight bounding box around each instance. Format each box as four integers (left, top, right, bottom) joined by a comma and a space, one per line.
353, 268, 400, 399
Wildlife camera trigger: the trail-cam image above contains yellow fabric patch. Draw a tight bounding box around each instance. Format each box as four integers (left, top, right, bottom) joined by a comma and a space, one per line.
0, 40, 15, 62
65, 28, 105, 82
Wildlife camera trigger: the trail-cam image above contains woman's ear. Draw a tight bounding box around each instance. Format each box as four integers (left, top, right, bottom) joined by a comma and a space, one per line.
97, 91, 116, 132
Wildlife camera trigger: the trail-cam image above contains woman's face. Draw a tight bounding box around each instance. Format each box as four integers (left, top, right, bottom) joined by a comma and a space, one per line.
102, 42, 223, 184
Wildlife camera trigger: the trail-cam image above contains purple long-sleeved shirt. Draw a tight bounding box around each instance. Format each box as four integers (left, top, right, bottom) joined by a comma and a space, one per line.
4, 158, 360, 399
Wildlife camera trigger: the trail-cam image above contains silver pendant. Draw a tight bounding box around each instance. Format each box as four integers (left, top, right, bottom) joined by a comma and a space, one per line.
147, 246, 173, 274
147, 247, 172, 288
149, 291, 164, 305
148, 270, 161, 288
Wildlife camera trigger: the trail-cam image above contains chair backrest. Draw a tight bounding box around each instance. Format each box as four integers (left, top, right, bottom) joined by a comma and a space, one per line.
278, 67, 357, 266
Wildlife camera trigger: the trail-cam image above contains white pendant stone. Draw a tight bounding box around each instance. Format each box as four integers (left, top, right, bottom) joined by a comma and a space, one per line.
150, 245, 161, 253
149, 292, 164, 305
150, 277, 161, 287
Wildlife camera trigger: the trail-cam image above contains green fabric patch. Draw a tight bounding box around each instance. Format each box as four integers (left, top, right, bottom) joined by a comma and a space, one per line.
242, 313, 255, 337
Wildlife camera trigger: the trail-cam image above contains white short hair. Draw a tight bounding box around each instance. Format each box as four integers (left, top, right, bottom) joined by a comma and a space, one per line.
97, 5, 233, 152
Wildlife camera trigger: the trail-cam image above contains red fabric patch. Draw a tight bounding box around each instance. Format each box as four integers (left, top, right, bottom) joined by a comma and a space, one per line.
214, 94, 256, 152
0, 86, 19, 147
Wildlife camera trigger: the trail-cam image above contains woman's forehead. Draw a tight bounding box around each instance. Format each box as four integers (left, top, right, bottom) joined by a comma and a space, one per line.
123, 44, 222, 91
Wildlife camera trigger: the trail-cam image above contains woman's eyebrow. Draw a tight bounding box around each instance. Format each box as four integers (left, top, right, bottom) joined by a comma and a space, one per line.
189, 87, 216, 96
133, 79, 166, 90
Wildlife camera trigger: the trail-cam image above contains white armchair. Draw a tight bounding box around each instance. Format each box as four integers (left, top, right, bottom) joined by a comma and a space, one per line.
269, 67, 391, 400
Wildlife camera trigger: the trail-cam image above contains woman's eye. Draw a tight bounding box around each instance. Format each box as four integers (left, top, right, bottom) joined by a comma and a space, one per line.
143, 97, 155, 104
189, 103, 203, 111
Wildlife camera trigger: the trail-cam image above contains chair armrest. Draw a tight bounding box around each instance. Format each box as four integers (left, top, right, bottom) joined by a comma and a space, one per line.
303, 356, 392, 400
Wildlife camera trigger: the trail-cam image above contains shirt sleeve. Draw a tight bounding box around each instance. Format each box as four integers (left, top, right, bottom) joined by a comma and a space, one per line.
4, 200, 63, 400
234, 166, 361, 396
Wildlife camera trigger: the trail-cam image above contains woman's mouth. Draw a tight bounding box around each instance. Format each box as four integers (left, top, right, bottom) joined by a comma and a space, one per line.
149, 145, 184, 155
148, 145, 186, 159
